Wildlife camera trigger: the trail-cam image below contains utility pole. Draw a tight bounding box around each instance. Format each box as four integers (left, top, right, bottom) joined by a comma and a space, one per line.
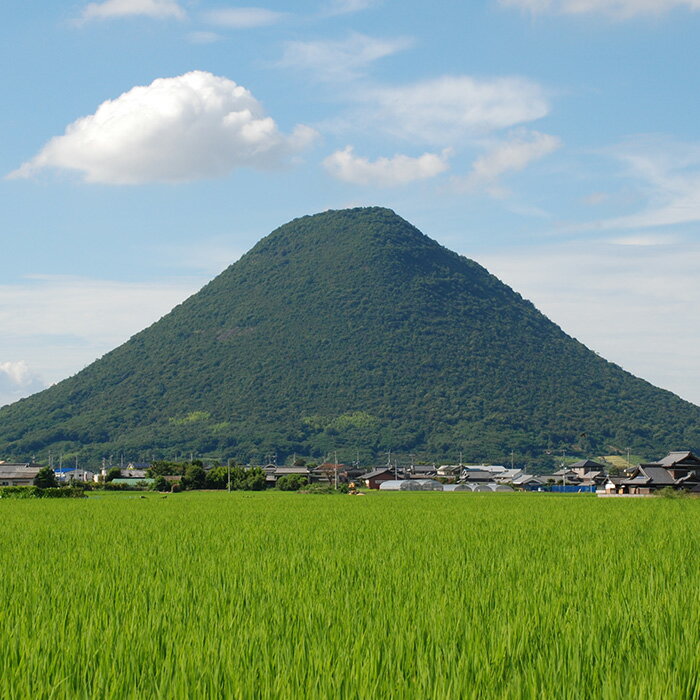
227, 458, 231, 493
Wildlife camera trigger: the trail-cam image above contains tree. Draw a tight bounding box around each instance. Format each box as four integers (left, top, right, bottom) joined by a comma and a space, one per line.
105, 467, 122, 482
181, 464, 206, 489
33, 466, 58, 489
276, 474, 307, 491
152, 475, 171, 492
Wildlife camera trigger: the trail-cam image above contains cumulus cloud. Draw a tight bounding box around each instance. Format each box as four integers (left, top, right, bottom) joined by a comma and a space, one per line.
362, 76, 550, 145
500, 0, 700, 17
78, 0, 185, 22
0, 361, 46, 407
278, 33, 413, 81
458, 130, 561, 195
202, 7, 286, 28
9, 71, 316, 184
323, 146, 450, 186
478, 238, 700, 405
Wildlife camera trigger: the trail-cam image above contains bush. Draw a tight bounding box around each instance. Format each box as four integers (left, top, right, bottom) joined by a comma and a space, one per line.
276, 474, 308, 491
0, 486, 85, 499
152, 475, 172, 493
105, 467, 122, 482
33, 467, 58, 489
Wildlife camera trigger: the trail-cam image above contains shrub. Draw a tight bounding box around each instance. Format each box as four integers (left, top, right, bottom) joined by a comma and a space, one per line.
33, 467, 58, 489
276, 474, 308, 491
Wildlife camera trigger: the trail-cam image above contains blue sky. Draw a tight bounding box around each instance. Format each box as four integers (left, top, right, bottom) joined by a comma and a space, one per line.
2, 0, 700, 408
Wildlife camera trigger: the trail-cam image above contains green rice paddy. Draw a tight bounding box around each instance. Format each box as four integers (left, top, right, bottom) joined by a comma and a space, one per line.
1, 491, 698, 698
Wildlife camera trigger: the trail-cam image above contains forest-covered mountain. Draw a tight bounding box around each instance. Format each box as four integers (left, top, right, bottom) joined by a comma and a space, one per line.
1, 207, 698, 466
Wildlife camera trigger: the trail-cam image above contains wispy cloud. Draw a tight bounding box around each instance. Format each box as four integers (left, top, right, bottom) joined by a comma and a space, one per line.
202, 7, 287, 28
478, 237, 700, 405
456, 130, 561, 195
589, 137, 700, 230
9, 71, 317, 185
323, 146, 450, 186
322, 0, 380, 16
500, 0, 700, 18
77, 0, 185, 23
359, 75, 550, 145
278, 33, 413, 82
187, 31, 223, 44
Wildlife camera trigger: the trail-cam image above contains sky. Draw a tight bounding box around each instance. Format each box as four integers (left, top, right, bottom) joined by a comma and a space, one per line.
2, 0, 700, 408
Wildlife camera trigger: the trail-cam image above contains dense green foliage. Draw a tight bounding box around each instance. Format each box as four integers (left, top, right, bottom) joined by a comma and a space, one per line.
0, 485, 84, 498
33, 466, 58, 488
0, 491, 698, 697
1, 207, 699, 465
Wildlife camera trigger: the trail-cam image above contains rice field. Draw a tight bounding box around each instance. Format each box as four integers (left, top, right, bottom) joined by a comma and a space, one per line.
1, 491, 698, 699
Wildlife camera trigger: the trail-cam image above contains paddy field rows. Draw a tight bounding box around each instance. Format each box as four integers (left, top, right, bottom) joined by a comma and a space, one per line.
1, 491, 698, 699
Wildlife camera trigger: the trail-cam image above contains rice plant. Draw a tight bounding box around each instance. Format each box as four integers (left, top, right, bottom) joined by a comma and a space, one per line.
0, 492, 698, 698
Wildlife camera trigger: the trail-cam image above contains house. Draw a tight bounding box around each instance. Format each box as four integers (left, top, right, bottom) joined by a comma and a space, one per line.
568, 460, 607, 486
648, 451, 700, 483
510, 474, 545, 491
55, 468, 96, 483
362, 468, 396, 489
436, 464, 461, 478
494, 469, 523, 483
0, 462, 42, 486
621, 466, 676, 494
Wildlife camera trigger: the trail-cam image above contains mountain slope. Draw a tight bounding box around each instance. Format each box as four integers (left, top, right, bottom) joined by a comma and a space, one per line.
1, 207, 698, 464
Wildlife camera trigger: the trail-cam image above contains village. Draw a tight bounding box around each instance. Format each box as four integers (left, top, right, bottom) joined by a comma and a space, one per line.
1, 450, 699, 496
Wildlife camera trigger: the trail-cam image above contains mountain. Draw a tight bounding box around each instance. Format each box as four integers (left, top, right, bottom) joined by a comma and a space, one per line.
1, 207, 698, 466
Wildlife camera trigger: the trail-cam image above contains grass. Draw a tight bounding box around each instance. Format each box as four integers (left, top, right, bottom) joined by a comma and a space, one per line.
1, 491, 698, 698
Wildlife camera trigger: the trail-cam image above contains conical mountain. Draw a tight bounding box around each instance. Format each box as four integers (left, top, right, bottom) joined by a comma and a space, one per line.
1, 207, 698, 465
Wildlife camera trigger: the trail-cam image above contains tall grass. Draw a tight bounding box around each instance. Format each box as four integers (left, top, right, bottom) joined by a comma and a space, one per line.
0, 492, 698, 698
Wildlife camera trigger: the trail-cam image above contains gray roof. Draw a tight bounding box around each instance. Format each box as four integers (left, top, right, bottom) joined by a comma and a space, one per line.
569, 459, 605, 469
462, 471, 495, 482
274, 467, 309, 475
511, 474, 543, 485
623, 466, 675, 486
0, 463, 42, 479
640, 466, 676, 485
655, 451, 699, 467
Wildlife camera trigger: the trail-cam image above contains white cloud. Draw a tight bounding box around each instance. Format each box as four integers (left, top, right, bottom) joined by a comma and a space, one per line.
323, 146, 450, 186
9, 71, 316, 184
0, 275, 201, 406
478, 239, 700, 405
79, 0, 185, 22
323, 0, 379, 15
457, 130, 561, 195
608, 233, 678, 245
278, 33, 413, 81
590, 138, 700, 230
0, 361, 46, 407
362, 76, 550, 145
202, 7, 286, 28
187, 31, 223, 44
500, 0, 700, 17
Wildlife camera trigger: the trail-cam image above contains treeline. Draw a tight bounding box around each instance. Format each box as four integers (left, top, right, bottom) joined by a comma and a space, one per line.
146, 460, 265, 492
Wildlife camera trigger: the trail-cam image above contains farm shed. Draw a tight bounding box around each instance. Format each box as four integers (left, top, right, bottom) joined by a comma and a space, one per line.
362, 468, 396, 489
0, 463, 42, 486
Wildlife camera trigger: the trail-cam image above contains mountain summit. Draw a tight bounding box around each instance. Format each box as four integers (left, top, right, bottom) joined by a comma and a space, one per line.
1, 207, 698, 463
